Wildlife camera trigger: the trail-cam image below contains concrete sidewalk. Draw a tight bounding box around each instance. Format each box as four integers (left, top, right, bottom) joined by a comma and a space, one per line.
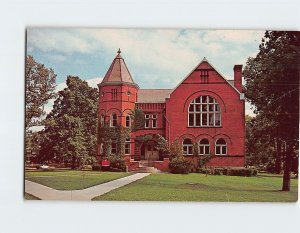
25, 173, 150, 201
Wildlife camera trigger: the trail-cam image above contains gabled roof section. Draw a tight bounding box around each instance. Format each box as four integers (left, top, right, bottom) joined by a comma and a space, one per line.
100, 49, 137, 87
137, 89, 173, 103
171, 57, 241, 95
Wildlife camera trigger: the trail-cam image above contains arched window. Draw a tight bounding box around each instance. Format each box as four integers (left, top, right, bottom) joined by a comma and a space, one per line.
125, 115, 131, 128
100, 114, 105, 127
188, 95, 221, 127
110, 113, 117, 127
215, 138, 227, 155
199, 139, 210, 155
182, 138, 193, 155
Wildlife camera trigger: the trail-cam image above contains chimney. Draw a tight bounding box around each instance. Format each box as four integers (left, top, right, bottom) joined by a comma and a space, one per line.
233, 65, 243, 93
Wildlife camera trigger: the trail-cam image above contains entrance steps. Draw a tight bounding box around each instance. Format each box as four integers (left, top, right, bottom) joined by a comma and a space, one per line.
132, 160, 160, 173
133, 166, 160, 173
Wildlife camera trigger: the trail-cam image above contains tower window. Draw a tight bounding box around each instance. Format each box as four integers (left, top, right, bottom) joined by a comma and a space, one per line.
100, 114, 105, 127
125, 115, 131, 128
111, 140, 117, 154
110, 113, 117, 127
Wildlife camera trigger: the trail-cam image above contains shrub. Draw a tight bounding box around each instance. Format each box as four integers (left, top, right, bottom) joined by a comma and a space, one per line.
92, 164, 101, 171
108, 155, 127, 172
227, 168, 257, 177
81, 165, 92, 171
212, 168, 223, 175
169, 157, 192, 174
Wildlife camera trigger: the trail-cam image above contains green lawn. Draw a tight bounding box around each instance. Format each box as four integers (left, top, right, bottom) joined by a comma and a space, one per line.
93, 173, 298, 202
25, 170, 131, 190
24, 192, 40, 200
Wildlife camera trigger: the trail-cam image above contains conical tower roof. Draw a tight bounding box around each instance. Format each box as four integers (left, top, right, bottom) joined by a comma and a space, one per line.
99, 49, 137, 87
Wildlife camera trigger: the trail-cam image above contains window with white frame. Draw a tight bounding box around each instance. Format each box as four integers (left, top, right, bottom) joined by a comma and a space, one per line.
188, 95, 221, 127
110, 113, 117, 127
182, 138, 193, 155
152, 114, 157, 128
215, 138, 227, 155
125, 115, 131, 128
145, 114, 150, 128
199, 139, 210, 155
125, 138, 131, 155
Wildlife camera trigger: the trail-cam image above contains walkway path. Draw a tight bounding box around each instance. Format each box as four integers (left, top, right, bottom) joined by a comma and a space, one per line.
25, 173, 150, 201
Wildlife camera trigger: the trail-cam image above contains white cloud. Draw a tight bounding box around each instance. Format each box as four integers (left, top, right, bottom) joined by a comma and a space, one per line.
27, 29, 264, 82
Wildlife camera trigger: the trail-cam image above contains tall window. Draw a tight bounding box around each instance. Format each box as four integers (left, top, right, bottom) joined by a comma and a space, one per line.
215, 138, 227, 155
125, 115, 131, 128
111, 88, 117, 101
145, 114, 150, 128
99, 144, 104, 155
110, 113, 117, 127
100, 114, 105, 127
125, 138, 131, 155
182, 138, 193, 155
111, 140, 117, 154
188, 95, 221, 127
152, 114, 157, 128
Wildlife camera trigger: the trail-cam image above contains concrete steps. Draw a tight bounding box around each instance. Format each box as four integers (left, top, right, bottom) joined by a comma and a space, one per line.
133, 166, 160, 173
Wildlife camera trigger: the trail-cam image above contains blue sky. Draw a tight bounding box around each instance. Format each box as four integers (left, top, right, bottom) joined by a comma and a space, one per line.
27, 28, 264, 115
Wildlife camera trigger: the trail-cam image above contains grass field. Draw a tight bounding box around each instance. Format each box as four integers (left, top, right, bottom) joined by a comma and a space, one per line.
24, 192, 40, 200
25, 170, 130, 190
93, 173, 298, 202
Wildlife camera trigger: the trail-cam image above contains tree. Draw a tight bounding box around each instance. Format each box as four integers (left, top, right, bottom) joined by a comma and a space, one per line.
245, 114, 278, 172
244, 31, 300, 191
25, 55, 57, 131
129, 108, 145, 132
39, 76, 98, 168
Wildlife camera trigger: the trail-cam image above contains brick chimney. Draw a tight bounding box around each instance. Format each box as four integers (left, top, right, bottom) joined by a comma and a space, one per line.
233, 65, 243, 93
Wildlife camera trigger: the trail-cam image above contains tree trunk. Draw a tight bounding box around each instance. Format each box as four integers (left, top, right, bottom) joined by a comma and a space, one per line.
274, 140, 282, 174
282, 142, 292, 191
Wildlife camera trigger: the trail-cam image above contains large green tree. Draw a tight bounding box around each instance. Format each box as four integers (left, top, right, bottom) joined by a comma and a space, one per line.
39, 76, 98, 168
25, 55, 57, 131
244, 31, 299, 191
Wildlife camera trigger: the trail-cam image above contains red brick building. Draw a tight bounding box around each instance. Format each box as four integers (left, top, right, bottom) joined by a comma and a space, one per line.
98, 49, 245, 171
